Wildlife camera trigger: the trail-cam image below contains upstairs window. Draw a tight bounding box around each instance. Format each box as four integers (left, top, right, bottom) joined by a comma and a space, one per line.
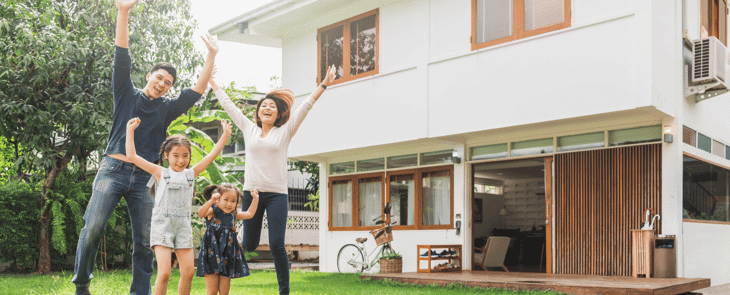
318, 9, 379, 86
701, 0, 728, 45
471, 0, 571, 50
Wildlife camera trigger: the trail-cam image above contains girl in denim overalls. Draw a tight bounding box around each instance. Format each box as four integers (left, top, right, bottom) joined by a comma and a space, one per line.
125, 117, 232, 295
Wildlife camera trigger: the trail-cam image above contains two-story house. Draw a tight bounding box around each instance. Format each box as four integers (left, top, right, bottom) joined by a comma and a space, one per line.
211, 0, 730, 285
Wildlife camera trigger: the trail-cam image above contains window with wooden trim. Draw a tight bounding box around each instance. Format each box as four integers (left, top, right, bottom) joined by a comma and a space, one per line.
471, 0, 571, 50
701, 0, 728, 45
317, 9, 379, 86
329, 166, 454, 231
329, 173, 383, 230
386, 166, 454, 230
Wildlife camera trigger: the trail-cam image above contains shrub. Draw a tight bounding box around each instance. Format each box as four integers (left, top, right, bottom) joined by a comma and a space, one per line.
0, 181, 42, 270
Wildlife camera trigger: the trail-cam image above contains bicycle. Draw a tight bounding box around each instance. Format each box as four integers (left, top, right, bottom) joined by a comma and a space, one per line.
337, 203, 396, 273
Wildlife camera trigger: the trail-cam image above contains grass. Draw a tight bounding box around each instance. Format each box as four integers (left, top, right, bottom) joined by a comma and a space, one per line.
0, 269, 564, 295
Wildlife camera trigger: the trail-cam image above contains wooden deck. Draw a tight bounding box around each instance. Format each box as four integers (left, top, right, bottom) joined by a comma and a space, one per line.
362, 271, 710, 295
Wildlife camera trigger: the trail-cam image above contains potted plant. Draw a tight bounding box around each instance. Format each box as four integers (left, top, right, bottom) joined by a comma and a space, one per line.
379, 250, 402, 273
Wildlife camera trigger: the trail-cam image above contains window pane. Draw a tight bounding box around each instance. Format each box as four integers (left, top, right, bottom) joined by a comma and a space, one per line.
683, 126, 697, 146
387, 154, 417, 169
511, 138, 554, 157
223, 144, 235, 154
390, 174, 415, 226
727, 146, 730, 160
476, 0, 513, 43
713, 140, 725, 158
320, 26, 344, 80
702, 0, 710, 37
698, 133, 712, 153
557, 132, 605, 152
332, 180, 352, 227
471, 143, 508, 160
524, 0, 565, 31
358, 178, 382, 226
350, 14, 377, 76
330, 162, 355, 174
236, 142, 245, 153
204, 129, 219, 143
422, 171, 451, 225
608, 125, 662, 146
420, 150, 453, 165
357, 158, 384, 172
683, 155, 730, 222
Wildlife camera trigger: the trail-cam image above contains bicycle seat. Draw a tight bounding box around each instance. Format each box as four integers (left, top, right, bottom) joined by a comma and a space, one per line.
356, 237, 368, 243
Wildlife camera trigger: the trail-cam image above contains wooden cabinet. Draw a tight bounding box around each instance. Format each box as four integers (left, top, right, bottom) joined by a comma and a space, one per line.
417, 244, 462, 273
632, 229, 655, 278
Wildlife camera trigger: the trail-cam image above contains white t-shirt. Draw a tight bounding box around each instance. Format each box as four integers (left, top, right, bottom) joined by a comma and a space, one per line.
216, 89, 315, 193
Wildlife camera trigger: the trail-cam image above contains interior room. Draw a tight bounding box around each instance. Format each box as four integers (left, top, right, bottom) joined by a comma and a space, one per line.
472, 158, 547, 272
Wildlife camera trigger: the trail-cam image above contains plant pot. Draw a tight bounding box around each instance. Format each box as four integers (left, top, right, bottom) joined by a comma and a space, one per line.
379, 257, 402, 273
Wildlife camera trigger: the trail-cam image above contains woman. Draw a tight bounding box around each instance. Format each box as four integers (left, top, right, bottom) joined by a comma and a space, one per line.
209, 65, 335, 295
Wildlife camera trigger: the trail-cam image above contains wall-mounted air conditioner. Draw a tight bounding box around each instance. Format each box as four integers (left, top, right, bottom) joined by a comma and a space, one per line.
685, 36, 730, 101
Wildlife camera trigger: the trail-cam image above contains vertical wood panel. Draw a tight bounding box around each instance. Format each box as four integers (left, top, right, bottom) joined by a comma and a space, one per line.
554, 144, 662, 276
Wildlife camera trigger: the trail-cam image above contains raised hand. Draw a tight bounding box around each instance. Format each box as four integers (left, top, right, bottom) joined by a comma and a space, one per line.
116, 0, 139, 11
220, 119, 233, 136
201, 34, 219, 55
126, 117, 141, 131
211, 192, 221, 203
322, 64, 336, 86
251, 189, 259, 200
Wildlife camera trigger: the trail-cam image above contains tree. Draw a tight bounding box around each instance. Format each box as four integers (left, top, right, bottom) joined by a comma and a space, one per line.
0, 0, 204, 273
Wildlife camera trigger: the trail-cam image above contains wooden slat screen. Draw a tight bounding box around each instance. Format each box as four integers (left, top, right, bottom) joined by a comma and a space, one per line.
554, 144, 661, 276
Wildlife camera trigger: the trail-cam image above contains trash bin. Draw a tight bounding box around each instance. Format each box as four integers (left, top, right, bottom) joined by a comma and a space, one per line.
653, 235, 676, 278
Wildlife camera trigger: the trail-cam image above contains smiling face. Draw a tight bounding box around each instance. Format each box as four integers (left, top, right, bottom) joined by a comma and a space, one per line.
217, 190, 239, 214
143, 69, 174, 99
164, 145, 190, 172
256, 98, 279, 127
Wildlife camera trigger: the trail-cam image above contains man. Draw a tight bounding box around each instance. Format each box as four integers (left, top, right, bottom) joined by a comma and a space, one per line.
72, 0, 218, 294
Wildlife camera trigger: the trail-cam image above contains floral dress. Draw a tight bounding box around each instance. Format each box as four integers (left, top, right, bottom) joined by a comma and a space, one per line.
196, 206, 249, 278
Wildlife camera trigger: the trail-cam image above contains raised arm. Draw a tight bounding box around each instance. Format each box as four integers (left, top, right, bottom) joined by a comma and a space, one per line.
286, 65, 337, 135
198, 193, 220, 218
125, 118, 161, 182
236, 189, 260, 220
193, 119, 232, 177
210, 77, 253, 132
310, 64, 336, 102
190, 35, 219, 94
114, 0, 139, 48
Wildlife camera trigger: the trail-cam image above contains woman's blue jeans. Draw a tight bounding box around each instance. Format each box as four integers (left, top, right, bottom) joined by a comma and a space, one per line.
72, 156, 155, 295
242, 191, 289, 295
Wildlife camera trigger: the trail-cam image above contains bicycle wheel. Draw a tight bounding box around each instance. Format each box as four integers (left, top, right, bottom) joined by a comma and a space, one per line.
337, 244, 365, 273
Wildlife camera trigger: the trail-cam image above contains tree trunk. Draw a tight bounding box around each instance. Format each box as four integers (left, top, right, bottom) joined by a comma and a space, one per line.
36, 147, 75, 274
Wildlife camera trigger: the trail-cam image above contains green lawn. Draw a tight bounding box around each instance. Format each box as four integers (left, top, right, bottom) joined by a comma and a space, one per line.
0, 269, 563, 295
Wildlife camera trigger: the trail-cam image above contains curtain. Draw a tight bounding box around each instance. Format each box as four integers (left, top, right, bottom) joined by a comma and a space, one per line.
423, 172, 450, 225
359, 179, 382, 226
332, 181, 352, 227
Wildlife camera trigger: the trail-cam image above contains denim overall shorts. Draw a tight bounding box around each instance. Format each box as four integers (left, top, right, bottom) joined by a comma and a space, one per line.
149, 168, 195, 249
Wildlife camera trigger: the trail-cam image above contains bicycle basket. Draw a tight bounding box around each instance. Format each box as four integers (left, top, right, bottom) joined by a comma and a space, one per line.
370, 225, 393, 246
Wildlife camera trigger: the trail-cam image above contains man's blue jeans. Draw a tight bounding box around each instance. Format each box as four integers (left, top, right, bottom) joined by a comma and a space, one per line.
72, 156, 155, 295
242, 191, 289, 295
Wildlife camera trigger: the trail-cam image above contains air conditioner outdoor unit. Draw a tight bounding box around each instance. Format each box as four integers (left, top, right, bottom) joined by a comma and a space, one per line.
686, 36, 730, 101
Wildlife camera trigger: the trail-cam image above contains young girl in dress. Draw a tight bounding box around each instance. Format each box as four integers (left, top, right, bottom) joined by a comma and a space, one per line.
197, 184, 259, 295
125, 117, 232, 295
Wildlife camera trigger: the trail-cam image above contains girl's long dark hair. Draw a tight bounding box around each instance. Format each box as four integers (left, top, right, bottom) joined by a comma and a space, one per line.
149, 135, 192, 196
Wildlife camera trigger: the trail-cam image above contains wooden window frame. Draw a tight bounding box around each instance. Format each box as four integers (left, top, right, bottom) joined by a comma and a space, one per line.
386, 165, 454, 230
328, 172, 384, 231
317, 9, 380, 86
702, 0, 729, 45
471, 0, 571, 51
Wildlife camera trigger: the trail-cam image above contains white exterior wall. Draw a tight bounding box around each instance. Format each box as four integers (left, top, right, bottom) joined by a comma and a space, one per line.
683, 222, 730, 284
220, 0, 730, 280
